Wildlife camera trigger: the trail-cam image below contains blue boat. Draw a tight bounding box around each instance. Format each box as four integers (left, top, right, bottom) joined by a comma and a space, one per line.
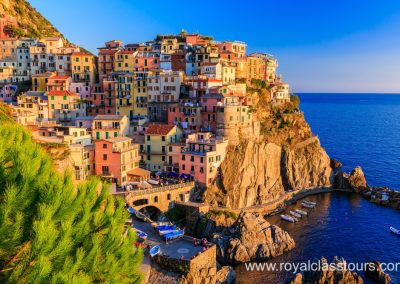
390, 226, 400, 236
156, 224, 176, 231
162, 230, 183, 241
127, 207, 136, 214
149, 245, 161, 257
135, 229, 148, 240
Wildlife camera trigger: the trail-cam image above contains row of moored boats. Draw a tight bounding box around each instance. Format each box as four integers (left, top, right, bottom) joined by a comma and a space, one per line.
280, 200, 316, 223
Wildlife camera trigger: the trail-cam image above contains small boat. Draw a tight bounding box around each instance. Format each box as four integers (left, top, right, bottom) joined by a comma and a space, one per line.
303, 200, 317, 206
149, 245, 161, 257
295, 209, 308, 216
152, 221, 172, 227
290, 211, 302, 218
127, 207, 136, 214
281, 214, 295, 223
302, 202, 315, 208
135, 229, 148, 240
158, 229, 176, 236
390, 226, 400, 236
147, 179, 160, 185
162, 230, 184, 241
135, 211, 149, 221
156, 224, 176, 231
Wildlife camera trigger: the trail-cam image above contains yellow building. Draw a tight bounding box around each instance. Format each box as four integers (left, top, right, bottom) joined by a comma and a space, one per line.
48, 90, 86, 124
31, 71, 56, 92
247, 55, 266, 81
144, 124, 183, 171
115, 72, 148, 119
92, 114, 130, 140
114, 50, 135, 72
71, 51, 97, 86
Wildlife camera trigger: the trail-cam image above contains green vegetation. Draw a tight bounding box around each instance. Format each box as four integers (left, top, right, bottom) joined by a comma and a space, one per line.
0, 118, 142, 283
166, 206, 186, 227
205, 210, 237, 220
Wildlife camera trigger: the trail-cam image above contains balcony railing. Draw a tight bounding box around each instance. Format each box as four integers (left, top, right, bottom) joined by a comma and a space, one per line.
126, 181, 194, 197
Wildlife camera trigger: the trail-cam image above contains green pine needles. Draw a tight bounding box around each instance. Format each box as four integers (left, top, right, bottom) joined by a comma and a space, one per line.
0, 122, 143, 283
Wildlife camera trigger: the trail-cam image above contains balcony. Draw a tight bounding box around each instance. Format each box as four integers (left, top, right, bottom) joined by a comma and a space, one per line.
112, 144, 138, 153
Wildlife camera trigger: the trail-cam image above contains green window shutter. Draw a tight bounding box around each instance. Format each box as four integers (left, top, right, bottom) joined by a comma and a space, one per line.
51, 104, 54, 109
114, 132, 118, 137
105, 132, 109, 139
96, 132, 100, 139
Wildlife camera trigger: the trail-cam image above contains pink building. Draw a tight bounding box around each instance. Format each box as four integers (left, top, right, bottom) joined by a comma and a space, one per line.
133, 51, 160, 72
87, 79, 117, 115
0, 84, 16, 102
167, 100, 202, 134
69, 82, 91, 99
178, 132, 228, 186
94, 137, 140, 186
200, 93, 223, 132
46, 75, 71, 92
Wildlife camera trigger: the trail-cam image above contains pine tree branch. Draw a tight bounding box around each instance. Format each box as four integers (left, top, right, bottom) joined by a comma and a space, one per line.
3, 240, 31, 269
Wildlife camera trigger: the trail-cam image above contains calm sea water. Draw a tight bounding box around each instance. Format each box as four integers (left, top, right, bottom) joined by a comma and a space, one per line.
299, 93, 400, 190
235, 94, 400, 283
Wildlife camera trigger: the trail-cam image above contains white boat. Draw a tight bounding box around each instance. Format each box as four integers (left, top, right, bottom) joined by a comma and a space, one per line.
135, 229, 148, 240
302, 202, 315, 208
281, 214, 295, 223
303, 200, 317, 206
147, 179, 160, 185
290, 211, 302, 218
158, 229, 176, 236
295, 209, 308, 216
151, 221, 172, 227
390, 226, 400, 236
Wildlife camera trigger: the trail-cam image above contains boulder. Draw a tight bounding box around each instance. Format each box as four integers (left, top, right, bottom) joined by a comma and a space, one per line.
364, 261, 391, 284
288, 257, 363, 284
216, 212, 295, 264
216, 266, 236, 284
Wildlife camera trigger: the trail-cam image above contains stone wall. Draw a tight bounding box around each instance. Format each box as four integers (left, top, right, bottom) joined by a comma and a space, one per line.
154, 244, 217, 284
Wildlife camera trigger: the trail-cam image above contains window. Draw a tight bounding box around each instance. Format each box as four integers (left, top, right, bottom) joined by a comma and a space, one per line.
162, 136, 165, 141
147, 136, 150, 141
103, 154, 107, 160
200, 167, 204, 173
190, 156, 194, 162
154, 196, 158, 203
103, 143, 107, 149
182, 164, 185, 170
162, 146, 166, 153
102, 166, 109, 174
167, 193, 171, 200
114, 132, 118, 137
182, 154, 185, 161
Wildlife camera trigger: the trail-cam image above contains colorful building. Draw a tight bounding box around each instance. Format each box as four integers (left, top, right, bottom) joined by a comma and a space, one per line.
17, 91, 49, 122
92, 114, 129, 140
48, 90, 86, 124
167, 100, 202, 133
71, 51, 97, 86
94, 137, 140, 186
144, 124, 183, 171
178, 132, 228, 186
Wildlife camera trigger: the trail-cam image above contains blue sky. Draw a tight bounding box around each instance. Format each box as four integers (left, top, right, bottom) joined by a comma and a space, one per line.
28, 0, 400, 93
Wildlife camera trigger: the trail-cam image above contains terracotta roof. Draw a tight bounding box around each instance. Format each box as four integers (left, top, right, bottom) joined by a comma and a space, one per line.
48, 90, 78, 96
72, 51, 93, 57
145, 124, 176, 135
127, 167, 151, 177
49, 75, 70, 80
98, 49, 118, 55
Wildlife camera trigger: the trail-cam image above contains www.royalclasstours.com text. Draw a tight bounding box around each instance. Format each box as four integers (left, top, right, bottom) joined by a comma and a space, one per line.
244, 260, 400, 274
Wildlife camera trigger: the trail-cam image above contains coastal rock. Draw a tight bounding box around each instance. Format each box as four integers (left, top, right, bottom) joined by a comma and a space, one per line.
288, 257, 363, 284
364, 261, 391, 284
216, 212, 295, 264
215, 266, 236, 284
199, 211, 237, 238
205, 137, 332, 209
330, 158, 343, 169
349, 166, 367, 190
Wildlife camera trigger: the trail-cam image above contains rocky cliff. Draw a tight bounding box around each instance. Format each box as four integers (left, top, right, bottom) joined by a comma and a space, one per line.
1, 0, 68, 42
206, 109, 333, 209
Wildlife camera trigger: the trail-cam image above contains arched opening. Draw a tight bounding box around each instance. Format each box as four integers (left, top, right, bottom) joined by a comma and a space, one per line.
133, 198, 148, 207
139, 205, 161, 220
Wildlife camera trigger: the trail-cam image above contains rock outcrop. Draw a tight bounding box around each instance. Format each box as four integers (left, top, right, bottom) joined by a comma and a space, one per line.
215, 266, 236, 284
335, 166, 400, 210
214, 212, 295, 264
331, 158, 343, 169
206, 137, 332, 209
288, 257, 363, 284
364, 261, 391, 284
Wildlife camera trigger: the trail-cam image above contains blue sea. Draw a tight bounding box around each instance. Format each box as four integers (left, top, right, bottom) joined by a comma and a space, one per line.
235, 94, 400, 283
299, 93, 400, 190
